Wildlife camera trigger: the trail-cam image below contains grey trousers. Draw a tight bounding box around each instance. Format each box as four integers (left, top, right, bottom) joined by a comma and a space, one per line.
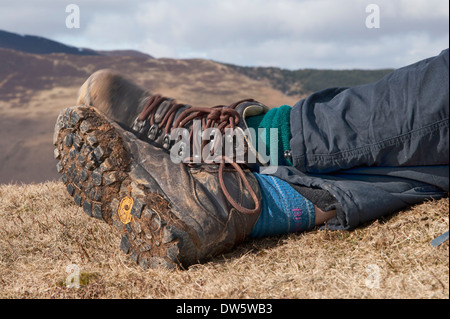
271, 49, 449, 230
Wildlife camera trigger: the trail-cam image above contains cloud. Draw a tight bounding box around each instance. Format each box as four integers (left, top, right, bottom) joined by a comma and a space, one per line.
0, 0, 448, 69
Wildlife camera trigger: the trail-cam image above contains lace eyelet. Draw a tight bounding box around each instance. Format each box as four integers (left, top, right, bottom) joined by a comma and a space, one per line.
147, 124, 159, 140
177, 142, 186, 157
132, 117, 147, 134
162, 134, 172, 149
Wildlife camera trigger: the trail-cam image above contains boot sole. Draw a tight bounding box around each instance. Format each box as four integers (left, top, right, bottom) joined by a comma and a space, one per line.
53, 105, 194, 270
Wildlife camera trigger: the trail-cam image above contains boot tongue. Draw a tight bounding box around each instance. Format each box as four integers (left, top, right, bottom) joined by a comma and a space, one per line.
234, 102, 271, 168
153, 99, 174, 123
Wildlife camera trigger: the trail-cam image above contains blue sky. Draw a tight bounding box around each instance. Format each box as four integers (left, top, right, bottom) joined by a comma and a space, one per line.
0, 0, 448, 69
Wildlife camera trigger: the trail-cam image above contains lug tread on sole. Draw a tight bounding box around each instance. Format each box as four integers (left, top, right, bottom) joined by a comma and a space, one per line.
54, 106, 130, 224
54, 106, 189, 270
117, 192, 186, 270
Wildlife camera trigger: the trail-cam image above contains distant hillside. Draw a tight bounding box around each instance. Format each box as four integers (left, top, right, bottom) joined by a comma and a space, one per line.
0, 48, 297, 184
97, 50, 154, 59
0, 29, 397, 184
224, 63, 394, 96
0, 30, 157, 59
1, 28, 394, 97
0, 29, 99, 56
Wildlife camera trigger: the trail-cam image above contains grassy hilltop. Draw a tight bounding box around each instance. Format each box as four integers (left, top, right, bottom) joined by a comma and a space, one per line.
0, 182, 447, 298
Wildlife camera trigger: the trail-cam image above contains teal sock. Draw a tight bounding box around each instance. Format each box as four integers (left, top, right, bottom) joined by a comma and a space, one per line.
249, 173, 315, 238
245, 105, 293, 166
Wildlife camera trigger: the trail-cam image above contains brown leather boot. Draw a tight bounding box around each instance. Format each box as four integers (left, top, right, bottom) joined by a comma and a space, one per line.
77, 69, 272, 167
53, 70, 264, 269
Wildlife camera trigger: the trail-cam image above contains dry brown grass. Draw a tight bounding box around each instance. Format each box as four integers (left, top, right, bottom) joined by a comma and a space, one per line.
0, 181, 448, 299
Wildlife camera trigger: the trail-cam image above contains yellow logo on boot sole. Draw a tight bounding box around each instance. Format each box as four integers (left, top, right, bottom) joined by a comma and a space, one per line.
118, 196, 134, 224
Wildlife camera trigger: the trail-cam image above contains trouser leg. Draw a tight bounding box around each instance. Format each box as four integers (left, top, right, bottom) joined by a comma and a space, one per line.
290, 49, 449, 173
272, 49, 449, 229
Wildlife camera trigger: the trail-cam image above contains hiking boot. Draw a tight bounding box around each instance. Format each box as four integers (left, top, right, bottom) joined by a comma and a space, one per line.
76, 69, 272, 167
53, 100, 262, 269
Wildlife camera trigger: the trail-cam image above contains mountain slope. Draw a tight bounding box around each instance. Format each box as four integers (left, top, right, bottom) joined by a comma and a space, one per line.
0, 30, 395, 183
0, 48, 299, 183
0, 29, 99, 56
223, 63, 394, 96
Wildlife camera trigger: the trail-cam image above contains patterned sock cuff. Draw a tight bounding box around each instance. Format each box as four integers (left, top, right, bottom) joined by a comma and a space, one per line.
249, 173, 315, 238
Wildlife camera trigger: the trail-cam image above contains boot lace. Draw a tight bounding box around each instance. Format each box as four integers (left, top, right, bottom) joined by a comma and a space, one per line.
133, 94, 261, 215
